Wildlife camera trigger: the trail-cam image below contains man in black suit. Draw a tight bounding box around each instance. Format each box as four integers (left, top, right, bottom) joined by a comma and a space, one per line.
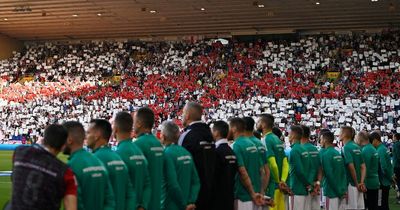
211, 120, 238, 210
179, 102, 217, 210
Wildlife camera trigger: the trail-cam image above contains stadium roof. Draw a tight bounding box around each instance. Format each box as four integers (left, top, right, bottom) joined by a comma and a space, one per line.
0, 0, 399, 41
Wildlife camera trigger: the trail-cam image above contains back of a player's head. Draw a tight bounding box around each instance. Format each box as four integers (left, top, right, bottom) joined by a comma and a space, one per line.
62, 121, 85, 145
272, 127, 283, 139
369, 131, 381, 143
90, 119, 112, 142
185, 101, 203, 121
301, 125, 310, 139
395, 133, 400, 141
340, 126, 354, 139
212, 120, 229, 139
115, 111, 133, 133
43, 124, 68, 151
242, 117, 255, 132
229, 117, 245, 133
321, 131, 335, 144
356, 131, 369, 144
161, 120, 180, 143
136, 107, 155, 129
319, 128, 331, 137
259, 114, 274, 129
290, 125, 303, 140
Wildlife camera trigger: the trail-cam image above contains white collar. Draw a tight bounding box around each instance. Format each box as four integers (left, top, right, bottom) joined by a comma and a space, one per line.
189, 121, 203, 126
215, 138, 228, 148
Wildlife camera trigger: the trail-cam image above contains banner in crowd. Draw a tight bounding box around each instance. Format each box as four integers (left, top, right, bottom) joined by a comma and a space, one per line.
326, 71, 340, 79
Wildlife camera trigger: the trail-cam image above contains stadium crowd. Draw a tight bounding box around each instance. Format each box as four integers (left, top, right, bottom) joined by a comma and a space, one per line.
0, 30, 399, 145
10, 102, 400, 210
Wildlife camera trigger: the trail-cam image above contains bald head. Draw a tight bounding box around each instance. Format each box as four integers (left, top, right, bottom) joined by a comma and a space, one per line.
182, 102, 203, 127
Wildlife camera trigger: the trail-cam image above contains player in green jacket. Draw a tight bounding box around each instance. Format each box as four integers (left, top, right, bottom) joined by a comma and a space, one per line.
230, 118, 266, 209
371, 131, 394, 210
63, 121, 115, 210
320, 131, 347, 210
159, 120, 200, 210
133, 107, 164, 210
257, 114, 289, 210
243, 117, 270, 197
288, 126, 311, 210
355, 131, 379, 210
114, 111, 151, 210
300, 125, 322, 210
339, 126, 366, 210
87, 119, 136, 210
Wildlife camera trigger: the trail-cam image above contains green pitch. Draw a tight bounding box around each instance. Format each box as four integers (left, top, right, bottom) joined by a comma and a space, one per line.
0, 150, 399, 209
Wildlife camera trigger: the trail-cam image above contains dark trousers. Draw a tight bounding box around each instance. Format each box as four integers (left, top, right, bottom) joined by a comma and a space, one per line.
378, 185, 390, 210
364, 188, 378, 210
395, 167, 400, 192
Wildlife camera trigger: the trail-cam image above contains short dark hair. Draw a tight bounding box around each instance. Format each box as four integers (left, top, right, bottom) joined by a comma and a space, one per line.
394, 133, 400, 141
229, 117, 245, 133
290, 125, 303, 140
115, 112, 133, 133
369, 131, 381, 143
319, 128, 331, 138
259, 114, 274, 129
90, 119, 112, 142
301, 125, 310, 139
136, 107, 155, 129
242, 117, 255, 132
43, 124, 68, 150
272, 127, 282, 139
212, 121, 229, 139
321, 131, 335, 144
62, 121, 85, 145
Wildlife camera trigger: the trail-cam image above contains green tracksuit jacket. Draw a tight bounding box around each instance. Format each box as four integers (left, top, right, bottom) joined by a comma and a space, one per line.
376, 143, 394, 187
360, 144, 380, 190
94, 145, 136, 210
321, 146, 347, 198
116, 139, 151, 210
233, 136, 263, 201
134, 133, 164, 210
303, 142, 320, 185
289, 141, 311, 195
342, 140, 364, 187
161, 144, 200, 210
68, 148, 115, 210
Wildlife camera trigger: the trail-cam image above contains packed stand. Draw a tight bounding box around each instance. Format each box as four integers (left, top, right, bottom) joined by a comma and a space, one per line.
0, 30, 400, 144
